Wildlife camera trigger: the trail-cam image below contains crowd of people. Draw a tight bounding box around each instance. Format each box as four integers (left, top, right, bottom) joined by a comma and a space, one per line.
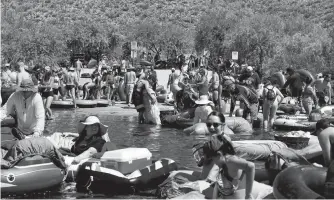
1, 53, 334, 199
166, 61, 332, 131
1, 56, 161, 124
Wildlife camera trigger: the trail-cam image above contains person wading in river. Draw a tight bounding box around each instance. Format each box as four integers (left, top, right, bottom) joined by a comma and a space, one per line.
124, 67, 136, 106
75, 58, 83, 79
64, 66, 79, 108
224, 79, 259, 126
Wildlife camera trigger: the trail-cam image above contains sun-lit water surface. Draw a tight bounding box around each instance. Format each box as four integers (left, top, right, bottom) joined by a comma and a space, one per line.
2, 109, 280, 199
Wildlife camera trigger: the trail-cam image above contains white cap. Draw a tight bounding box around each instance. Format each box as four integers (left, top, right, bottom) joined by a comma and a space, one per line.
171, 68, 175, 71
247, 66, 253, 71
5, 63, 10, 67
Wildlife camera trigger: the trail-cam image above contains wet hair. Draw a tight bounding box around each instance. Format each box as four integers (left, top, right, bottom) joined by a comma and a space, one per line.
316, 119, 331, 130
203, 134, 235, 158
43, 70, 52, 83
208, 111, 225, 123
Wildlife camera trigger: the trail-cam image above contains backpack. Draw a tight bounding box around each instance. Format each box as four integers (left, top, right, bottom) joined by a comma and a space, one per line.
266, 85, 276, 101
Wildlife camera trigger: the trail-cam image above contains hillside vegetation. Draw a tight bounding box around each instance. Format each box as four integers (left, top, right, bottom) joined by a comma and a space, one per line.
1, 0, 334, 73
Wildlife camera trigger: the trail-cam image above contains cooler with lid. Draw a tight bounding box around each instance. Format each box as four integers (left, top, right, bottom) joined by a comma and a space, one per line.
100, 148, 152, 174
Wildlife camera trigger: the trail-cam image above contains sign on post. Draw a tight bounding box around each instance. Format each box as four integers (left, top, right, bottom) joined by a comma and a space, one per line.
232, 51, 238, 60
131, 41, 137, 59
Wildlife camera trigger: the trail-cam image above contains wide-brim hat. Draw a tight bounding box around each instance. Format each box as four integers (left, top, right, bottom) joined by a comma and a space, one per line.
16, 79, 38, 93
78, 116, 109, 138
195, 95, 212, 105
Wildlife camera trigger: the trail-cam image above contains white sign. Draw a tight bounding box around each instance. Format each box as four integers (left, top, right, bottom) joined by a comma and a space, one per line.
131, 51, 137, 59
131, 41, 138, 58
131, 41, 137, 50
232, 51, 238, 60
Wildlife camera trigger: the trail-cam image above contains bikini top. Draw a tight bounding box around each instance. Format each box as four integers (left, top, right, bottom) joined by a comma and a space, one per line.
215, 159, 245, 196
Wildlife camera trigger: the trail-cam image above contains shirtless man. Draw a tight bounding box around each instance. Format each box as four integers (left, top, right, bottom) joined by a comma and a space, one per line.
167, 68, 181, 101
16, 61, 32, 87
313, 74, 332, 106
314, 119, 334, 167
75, 59, 83, 79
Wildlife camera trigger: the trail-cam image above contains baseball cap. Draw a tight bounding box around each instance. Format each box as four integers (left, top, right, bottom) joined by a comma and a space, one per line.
246, 66, 253, 71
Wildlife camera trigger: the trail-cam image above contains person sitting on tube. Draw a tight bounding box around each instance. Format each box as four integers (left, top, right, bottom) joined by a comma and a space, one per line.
203, 134, 255, 199
45, 116, 116, 165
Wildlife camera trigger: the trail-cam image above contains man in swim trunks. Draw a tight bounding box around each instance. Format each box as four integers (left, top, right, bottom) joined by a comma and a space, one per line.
124, 68, 136, 106
225, 79, 259, 126
314, 74, 332, 106
282, 67, 303, 101
314, 119, 334, 167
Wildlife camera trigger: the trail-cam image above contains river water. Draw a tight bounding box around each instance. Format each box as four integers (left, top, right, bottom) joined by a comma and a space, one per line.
2, 109, 277, 199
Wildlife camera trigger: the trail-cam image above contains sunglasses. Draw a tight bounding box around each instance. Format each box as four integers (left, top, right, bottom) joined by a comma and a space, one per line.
206, 122, 224, 128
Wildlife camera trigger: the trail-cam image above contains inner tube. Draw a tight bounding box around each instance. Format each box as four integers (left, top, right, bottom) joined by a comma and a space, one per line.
75, 158, 177, 194
1, 86, 16, 106
273, 118, 316, 131
76, 100, 97, 108
278, 104, 302, 115
276, 114, 308, 121
311, 105, 334, 118
273, 165, 326, 199
96, 99, 110, 107
234, 140, 287, 161
225, 117, 253, 134
155, 85, 164, 93
118, 80, 126, 101
81, 73, 91, 78
297, 69, 315, 83
1, 155, 65, 195
50, 100, 74, 109
157, 94, 167, 103
158, 169, 272, 199
1, 116, 15, 127
160, 89, 167, 95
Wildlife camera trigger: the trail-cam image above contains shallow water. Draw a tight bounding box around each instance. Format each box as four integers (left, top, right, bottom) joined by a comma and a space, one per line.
2, 109, 279, 199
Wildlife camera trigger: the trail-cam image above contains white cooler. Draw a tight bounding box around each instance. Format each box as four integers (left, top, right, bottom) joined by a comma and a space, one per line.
100, 148, 152, 175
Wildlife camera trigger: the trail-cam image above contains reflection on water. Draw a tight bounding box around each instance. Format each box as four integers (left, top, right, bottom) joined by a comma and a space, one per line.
3, 109, 282, 199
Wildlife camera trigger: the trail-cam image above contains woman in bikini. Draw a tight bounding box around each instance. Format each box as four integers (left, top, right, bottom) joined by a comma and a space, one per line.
204, 134, 255, 199
40, 66, 54, 120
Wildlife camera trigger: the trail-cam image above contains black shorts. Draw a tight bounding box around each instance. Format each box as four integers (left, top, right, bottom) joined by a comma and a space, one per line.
290, 88, 302, 98
66, 85, 75, 90
42, 91, 54, 98
53, 88, 59, 95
